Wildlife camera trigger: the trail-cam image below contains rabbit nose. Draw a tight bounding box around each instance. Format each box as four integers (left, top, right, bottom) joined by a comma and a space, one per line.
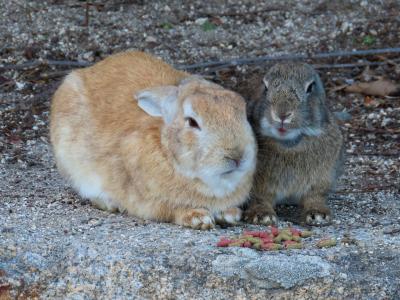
271, 110, 292, 124
225, 157, 240, 168
280, 112, 292, 121
231, 157, 240, 167
279, 112, 293, 123
225, 150, 243, 168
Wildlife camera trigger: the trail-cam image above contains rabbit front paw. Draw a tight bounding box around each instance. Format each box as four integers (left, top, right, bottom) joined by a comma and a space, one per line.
244, 205, 278, 225
214, 207, 242, 225
303, 208, 332, 226
178, 208, 215, 230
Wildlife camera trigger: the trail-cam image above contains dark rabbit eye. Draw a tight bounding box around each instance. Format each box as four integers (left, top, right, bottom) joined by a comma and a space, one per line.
306, 81, 316, 94
185, 117, 200, 130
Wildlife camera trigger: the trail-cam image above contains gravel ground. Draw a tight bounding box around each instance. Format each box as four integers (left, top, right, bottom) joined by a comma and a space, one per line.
1, 0, 400, 299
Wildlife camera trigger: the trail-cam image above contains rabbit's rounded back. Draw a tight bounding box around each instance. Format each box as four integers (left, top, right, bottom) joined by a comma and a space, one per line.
253, 63, 329, 141
51, 51, 256, 227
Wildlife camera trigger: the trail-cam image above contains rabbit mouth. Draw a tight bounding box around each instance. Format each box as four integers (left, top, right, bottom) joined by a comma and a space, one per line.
260, 117, 301, 141
222, 169, 236, 176
195, 145, 256, 198
221, 166, 244, 176
278, 127, 287, 134
221, 160, 243, 176
221, 159, 245, 176
275, 127, 302, 140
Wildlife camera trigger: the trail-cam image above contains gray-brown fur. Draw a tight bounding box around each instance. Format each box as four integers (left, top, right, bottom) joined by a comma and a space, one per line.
244, 63, 344, 226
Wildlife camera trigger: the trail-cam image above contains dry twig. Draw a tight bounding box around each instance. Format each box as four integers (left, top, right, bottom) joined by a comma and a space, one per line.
0, 60, 91, 71
2, 47, 400, 77
177, 47, 400, 70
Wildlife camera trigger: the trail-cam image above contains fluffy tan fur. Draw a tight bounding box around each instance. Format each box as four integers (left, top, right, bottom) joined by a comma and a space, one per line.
244, 63, 344, 226
50, 51, 256, 229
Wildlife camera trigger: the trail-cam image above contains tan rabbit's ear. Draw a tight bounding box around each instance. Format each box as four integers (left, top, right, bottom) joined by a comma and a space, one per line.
180, 75, 205, 85
134, 86, 179, 124
180, 75, 223, 90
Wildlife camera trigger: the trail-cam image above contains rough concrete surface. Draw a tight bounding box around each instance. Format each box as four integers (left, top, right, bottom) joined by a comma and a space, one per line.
1, 0, 400, 299
1, 160, 400, 299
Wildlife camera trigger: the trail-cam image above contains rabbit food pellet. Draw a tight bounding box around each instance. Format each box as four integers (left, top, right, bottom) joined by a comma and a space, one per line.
216, 227, 313, 251
316, 238, 337, 248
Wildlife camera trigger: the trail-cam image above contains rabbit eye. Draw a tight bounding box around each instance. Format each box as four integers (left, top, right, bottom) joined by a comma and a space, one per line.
306, 80, 316, 95
263, 85, 268, 96
185, 117, 200, 130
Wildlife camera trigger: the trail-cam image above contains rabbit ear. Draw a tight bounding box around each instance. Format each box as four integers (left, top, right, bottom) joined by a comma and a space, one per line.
180, 75, 224, 90
262, 77, 269, 90
135, 86, 179, 124
179, 75, 205, 85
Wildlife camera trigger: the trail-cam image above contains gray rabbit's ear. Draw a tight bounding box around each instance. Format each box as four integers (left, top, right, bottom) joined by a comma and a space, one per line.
134, 86, 179, 124
305, 78, 316, 95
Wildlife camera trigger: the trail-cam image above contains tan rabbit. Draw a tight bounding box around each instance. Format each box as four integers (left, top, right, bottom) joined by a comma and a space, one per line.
50, 51, 256, 229
244, 63, 343, 226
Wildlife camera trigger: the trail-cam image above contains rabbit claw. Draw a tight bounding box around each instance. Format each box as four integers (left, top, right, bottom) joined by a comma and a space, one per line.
179, 208, 215, 230
214, 207, 242, 225
304, 209, 332, 226
244, 206, 278, 225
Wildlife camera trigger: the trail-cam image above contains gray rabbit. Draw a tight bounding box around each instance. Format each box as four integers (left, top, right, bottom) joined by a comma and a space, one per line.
244, 63, 344, 226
